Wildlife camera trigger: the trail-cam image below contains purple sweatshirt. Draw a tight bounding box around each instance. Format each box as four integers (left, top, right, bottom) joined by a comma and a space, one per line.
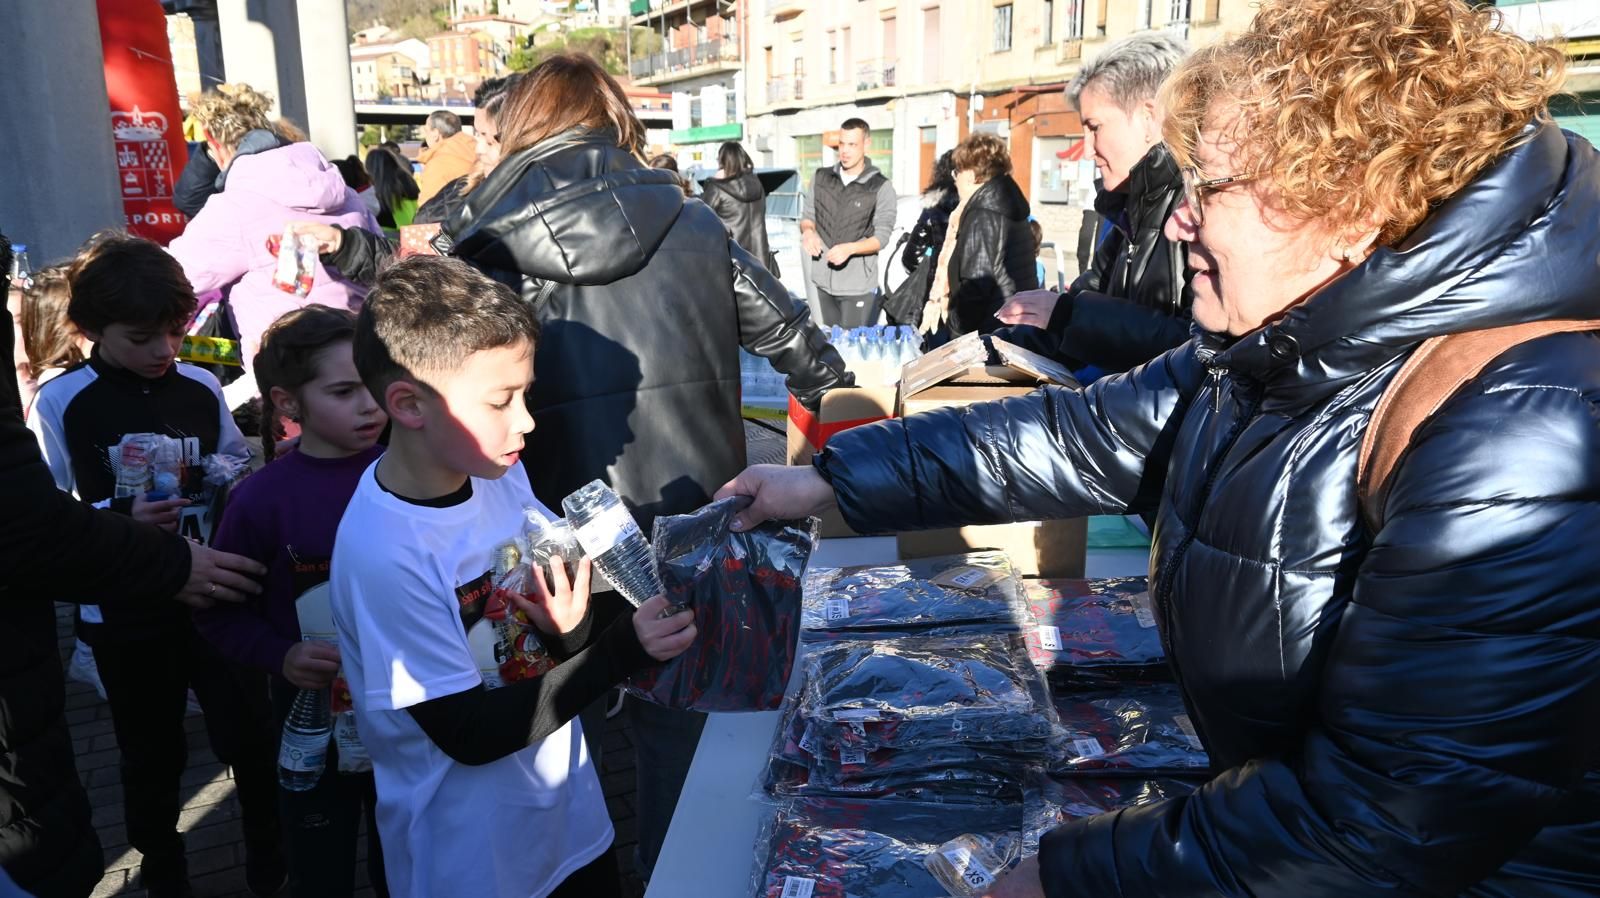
196, 446, 383, 676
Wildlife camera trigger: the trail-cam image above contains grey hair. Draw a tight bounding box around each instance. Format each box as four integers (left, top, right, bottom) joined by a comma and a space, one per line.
1067, 32, 1189, 111
426, 109, 462, 137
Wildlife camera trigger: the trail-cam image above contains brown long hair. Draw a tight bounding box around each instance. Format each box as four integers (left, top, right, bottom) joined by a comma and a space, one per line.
495, 54, 645, 161
19, 266, 83, 378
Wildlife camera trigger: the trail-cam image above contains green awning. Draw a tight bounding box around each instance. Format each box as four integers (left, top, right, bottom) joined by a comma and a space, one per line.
669, 122, 743, 144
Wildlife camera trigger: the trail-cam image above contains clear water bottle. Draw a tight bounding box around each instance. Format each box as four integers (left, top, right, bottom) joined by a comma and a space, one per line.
8, 243, 30, 290
562, 480, 661, 608
278, 687, 331, 791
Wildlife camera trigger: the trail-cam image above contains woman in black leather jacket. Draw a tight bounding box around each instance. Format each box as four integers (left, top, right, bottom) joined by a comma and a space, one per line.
925, 133, 1038, 336
446, 53, 850, 886
700, 141, 777, 275
722, 2, 1600, 896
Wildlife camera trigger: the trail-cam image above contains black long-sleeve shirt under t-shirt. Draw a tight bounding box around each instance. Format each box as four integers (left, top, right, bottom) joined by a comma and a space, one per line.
361, 474, 656, 766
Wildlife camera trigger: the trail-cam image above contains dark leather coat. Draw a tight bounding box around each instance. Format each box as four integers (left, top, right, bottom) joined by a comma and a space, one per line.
947, 174, 1038, 336
996, 142, 1194, 372
448, 130, 850, 529
700, 171, 776, 273
817, 124, 1600, 896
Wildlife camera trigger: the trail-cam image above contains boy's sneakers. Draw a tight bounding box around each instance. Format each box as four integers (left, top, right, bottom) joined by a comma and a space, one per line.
65, 639, 106, 700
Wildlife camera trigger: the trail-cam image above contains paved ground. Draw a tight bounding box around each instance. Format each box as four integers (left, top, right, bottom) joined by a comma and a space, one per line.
62, 421, 789, 897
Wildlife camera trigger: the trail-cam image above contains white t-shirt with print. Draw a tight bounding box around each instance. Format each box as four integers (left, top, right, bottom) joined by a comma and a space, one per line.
330, 464, 612, 898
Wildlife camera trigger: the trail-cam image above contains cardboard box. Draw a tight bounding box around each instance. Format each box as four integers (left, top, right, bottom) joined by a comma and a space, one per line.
897, 332, 1081, 417
895, 332, 1087, 576
786, 388, 897, 537
897, 519, 1087, 578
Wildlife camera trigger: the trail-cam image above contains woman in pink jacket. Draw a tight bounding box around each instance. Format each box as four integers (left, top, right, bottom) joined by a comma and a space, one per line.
169, 86, 380, 409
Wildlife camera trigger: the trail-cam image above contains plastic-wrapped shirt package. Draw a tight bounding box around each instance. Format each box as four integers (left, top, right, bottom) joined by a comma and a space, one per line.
760, 633, 1057, 806
753, 797, 1028, 898
1049, 684, 1211, 776
626, 496, 819, 712
1021, 577, 1168, 686
801, 552, 1026, 636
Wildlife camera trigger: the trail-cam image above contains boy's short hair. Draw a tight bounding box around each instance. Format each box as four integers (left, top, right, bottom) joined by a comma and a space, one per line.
1029, 219, 1044, 253
354, 256, 539, 411
67, 232, 198, 333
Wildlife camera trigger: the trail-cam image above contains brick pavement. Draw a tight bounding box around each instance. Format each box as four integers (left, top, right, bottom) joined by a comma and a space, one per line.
56, 422, 789, 897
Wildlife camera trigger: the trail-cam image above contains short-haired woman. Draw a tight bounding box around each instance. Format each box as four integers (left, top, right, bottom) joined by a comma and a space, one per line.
723, 1, 1600, 894
924, 132, 1038, 336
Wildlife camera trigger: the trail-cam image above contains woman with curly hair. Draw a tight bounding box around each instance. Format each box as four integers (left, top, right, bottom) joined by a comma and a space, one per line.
720, 1, 1600, 894
169, 84, 380, 409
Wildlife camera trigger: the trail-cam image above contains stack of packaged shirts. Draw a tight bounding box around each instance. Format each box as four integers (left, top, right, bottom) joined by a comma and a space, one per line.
800, 551, 1025, 637
762, 631, 1055, 803
1020, 577, 1168, 687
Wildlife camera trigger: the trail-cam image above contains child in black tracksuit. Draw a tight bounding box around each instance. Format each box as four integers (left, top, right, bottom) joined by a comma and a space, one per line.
27, 234, 284, 898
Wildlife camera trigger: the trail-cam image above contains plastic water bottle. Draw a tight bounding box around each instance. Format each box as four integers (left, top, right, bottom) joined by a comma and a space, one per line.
562, 480, 661, 608
8, 244, 30, 290
277, 687, 330, 791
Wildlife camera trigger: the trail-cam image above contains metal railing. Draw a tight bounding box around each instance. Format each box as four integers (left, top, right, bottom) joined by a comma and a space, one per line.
765, 76, 804, 103
630, 37, 741, 80
855, 59, 898, 91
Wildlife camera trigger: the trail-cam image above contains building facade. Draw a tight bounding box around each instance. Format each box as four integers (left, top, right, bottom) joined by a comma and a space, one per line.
630, 0, 744, 180
741, 0, 1255, 276
1496, 0, 1600, 146
427, 29, 506, 100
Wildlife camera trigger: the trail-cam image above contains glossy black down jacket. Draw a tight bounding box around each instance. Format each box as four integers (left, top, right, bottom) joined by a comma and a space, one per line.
449, 130, 850, 528
817, 124, 1600, 896
947, 174, 1038, 336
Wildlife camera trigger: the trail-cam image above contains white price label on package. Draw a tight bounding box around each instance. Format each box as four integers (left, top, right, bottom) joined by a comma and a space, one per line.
942, 845, 997, 889
933, 565, 1004, 590
780, 876, 815, 898
798, 722, 819, 755
824, 597, 851, 621
1129, 591, 1158, 628
839, 747, 867, 765
1072, 736, 1107, 759
1037, 624, 1063, 651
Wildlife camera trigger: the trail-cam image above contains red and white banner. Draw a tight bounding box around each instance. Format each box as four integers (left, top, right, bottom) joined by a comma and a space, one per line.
96, 0, 191, 244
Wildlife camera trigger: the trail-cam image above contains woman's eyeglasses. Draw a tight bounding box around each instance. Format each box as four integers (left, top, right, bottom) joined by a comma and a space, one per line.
1182, 167, 1254, 224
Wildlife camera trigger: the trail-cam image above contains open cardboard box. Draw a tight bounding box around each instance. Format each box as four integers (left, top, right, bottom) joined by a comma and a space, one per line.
894, 332, 1087, 577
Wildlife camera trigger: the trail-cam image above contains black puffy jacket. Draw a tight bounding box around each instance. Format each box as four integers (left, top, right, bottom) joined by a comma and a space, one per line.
997, 142, 1193, 372
817, 124, 1600, 896
700, 171, 776, 274
449, 129, 851, 529
947, 175, 1038, 336
0, 314, 191, 896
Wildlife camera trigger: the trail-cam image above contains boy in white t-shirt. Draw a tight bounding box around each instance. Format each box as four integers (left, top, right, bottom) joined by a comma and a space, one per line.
331, 256, 698, 898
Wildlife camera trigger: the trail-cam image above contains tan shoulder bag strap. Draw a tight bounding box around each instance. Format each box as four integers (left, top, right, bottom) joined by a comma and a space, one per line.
1357, 319, 1600, 532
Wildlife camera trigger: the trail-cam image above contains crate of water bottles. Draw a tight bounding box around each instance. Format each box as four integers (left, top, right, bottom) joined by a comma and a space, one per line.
828, 324, 924, 388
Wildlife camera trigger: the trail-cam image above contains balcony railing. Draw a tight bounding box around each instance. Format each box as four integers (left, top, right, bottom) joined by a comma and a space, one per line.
766, 76, 805, 104
630, 37, 741, 80
855, 59, 898, 91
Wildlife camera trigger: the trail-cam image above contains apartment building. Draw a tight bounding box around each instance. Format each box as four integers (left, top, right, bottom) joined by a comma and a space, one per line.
629, 0, 745, 177
428, 29, 506, 100
742, 0, 1255, 259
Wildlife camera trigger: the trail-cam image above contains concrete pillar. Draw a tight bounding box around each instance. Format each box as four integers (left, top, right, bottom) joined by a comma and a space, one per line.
216, 0, 356, 157
216, 0, 303, 122
0, 0, 124, 264
296, 0, 357, 158
190, 7, 227, 90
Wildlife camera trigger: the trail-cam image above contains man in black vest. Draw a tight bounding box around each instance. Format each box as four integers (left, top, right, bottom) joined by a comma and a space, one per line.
800, 118, 898, 327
